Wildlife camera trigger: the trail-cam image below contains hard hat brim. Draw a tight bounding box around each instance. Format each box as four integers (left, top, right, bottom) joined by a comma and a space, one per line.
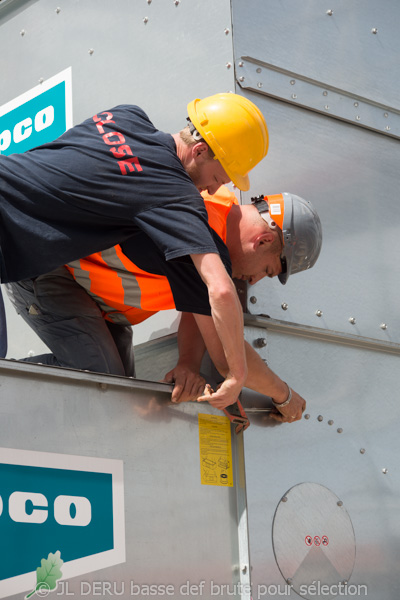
226, 170, 250, 192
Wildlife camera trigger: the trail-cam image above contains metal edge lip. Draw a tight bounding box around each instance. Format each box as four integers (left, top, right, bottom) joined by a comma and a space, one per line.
244, 313, 400, 356
0, 358, 174, 393
236, 55, 400, 139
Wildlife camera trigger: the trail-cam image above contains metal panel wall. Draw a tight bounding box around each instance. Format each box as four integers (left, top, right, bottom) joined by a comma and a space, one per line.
0, 360, 249, 600
241, 322, 400, 600
231, 0, 400, 341
230, 1, 400, 599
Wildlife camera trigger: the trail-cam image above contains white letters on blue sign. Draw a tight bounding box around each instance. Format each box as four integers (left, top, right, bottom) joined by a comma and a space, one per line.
4, 491, 92, 526
0, 105, 55, 151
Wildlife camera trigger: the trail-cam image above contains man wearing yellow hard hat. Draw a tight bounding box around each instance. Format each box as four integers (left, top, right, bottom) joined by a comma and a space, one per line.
0, 93, 268, 409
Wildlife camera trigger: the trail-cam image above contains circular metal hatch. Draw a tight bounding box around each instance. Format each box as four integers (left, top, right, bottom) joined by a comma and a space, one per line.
272, 483, 356, 599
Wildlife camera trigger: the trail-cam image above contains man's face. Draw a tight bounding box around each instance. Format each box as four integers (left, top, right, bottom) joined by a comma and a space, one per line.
186, 144, 231, 195
230, 228, 283, 285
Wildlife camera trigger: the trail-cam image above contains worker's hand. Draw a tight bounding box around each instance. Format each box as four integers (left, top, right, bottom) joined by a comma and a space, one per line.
163, 365, 206, 404
197, 376, 242, 410
269, 388, 306, 423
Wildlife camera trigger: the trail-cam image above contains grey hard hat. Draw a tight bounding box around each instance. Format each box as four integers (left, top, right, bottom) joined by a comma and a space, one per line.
251, 193, 322, 284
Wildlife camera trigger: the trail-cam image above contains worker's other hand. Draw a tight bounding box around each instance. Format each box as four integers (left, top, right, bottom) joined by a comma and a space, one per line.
269, 388, 306, 423
197, 376, 242, 410
163, 365, 206, 404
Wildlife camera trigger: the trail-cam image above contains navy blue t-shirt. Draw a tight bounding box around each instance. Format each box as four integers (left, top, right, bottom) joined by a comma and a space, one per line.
0, 105, 220, 282
120, 227, 232, 317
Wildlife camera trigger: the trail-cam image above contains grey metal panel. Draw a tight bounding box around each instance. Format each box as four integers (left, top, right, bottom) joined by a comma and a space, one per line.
241, 322, 400, 600
231, 0, 400, 109
0, 360, 249, 600
238, 91, 400, 343
237, 57, 400, 139
229, 1, 400, 344
0, 0, 235, 131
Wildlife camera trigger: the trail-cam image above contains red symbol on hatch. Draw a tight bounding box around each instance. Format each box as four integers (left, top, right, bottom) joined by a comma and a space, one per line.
305, 536, 313, 546
314, 536, 321, 546
322, 535, 329, 546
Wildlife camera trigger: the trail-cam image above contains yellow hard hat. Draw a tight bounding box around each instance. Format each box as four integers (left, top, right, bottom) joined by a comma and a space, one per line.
187, 93, 269, 191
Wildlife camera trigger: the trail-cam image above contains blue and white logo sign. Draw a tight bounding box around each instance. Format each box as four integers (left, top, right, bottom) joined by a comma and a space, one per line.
0, 67, 72, 156
0, 447, 125, 599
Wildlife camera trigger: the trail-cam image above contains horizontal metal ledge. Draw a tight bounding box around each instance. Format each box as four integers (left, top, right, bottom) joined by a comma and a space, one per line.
237, 56, 400, 140
244, 313, 400, 356
0, 358, 174, 394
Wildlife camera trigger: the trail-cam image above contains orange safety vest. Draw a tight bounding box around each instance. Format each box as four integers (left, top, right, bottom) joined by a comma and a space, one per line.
66, 187, 238, 326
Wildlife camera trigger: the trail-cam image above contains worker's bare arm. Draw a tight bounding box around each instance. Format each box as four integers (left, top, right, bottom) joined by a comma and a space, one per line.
163, 312, 206, 403
192, 312, 305, 422
190, 252, 247, 409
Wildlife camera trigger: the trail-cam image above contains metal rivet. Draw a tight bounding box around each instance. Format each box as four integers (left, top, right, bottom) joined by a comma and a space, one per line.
226, 63, 232, 69
174, 0, 180, 5
326, 9, 333, 16
337, 428, 343, 434
147, 0, 152, 3
282, 496, 288, 502
360, 448, 366, 454
256, 67, 262, 73
143, 17, 149, 24
323, 91, 328, 96
355, 115, 361, 121
287, 578, 293, 586
238, 61, 244, 67
291, 94, 297, 99
304, 414, 310, 420
315, 310, 323, 317
354, 102, 359, 107
384, 112, 389, 118
337, 500, 343, 507
328, 420, 334, 426
290, 79, 296, 85
55, 7, 61, 13
385, 126, 391, 131
317, 415, 324, 422
38, 78, 44, 84
99, 383, 108, 391
349, 317, 356, 325
281, 303, 288, 311
20, 29, 26, 36
239, 76, 245, 82
382, 468, 388, 474
241, 565, 247, 574
371, 28, 378, 34
88, 48, 94, 55
254, 338, 267, 348
324, 105, 330, 110
224, 28, 230, 35
380, 323, 388, 330
250, 296, 257, 304
257, 82, 263, 88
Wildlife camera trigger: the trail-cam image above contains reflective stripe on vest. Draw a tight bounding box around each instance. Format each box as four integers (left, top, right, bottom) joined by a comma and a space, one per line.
66, 188, 238, 325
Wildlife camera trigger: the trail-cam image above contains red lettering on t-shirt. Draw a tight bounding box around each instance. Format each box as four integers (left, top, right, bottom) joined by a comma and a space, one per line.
95, 119, 115, 134
103, 131, 126, 145
118, 157, 143, 175
92, 110, 143, 175
93, 112, 114, 123
110, 145, 133, 159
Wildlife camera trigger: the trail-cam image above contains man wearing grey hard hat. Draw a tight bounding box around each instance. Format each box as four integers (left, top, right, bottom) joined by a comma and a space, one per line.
7, 187, 322, 425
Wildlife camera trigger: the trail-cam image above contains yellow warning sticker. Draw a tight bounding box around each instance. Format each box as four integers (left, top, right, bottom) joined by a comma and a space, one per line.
198, 413, 233, 487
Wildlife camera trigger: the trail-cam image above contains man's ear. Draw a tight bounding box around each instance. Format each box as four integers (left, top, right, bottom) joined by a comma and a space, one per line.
192, 141, 209, 159
253, 231, 274, 248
